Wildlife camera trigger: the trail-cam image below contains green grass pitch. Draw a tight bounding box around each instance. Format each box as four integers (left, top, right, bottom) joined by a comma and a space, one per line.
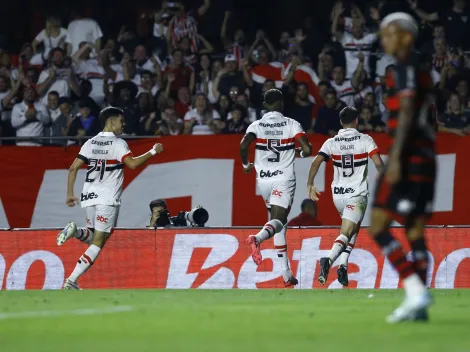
0, 289, 469, 352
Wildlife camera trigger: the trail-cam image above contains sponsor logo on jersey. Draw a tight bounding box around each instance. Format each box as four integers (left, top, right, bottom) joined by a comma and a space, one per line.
96, 215, 109, 223
334, 136, 361, 142
259, 122, 287, 128
260, 170, 284, 178
86, 218, 92, 225
265, 130, 283, 136
333, 187, 355, 195
346, 204, 356, 211
272, 190, 283, 197
81, 192, 99, 201
91, 140, 114, 146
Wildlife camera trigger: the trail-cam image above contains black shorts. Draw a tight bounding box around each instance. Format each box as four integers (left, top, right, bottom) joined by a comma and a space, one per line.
373, 173, 435, 222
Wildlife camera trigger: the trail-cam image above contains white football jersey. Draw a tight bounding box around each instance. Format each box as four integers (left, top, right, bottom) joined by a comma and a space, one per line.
77, 132, 133, 208
246, 111, 305, 182
318, 128, 379, 199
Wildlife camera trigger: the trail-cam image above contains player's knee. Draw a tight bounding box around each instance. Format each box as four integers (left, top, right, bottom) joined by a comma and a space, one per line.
405, 218, 425, 241
340, 222, 356, 238
92, 231, 107, 248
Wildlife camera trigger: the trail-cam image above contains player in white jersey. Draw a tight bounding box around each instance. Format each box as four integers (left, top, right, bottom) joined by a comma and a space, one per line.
240, 89, 312, 286
307, 107, 384, 286
56, 107, 164, 290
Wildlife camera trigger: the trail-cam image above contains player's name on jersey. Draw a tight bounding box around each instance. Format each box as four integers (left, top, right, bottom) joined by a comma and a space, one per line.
92, 149, 109, 154
91, 140, 114, 146
340, 145, 354, 150
334, 136, 361, 142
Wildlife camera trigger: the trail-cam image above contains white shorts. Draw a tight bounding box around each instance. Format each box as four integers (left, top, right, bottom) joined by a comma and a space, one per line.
333, 196, 368, 224
85, 205, 120, 233
258, 179, 296, 210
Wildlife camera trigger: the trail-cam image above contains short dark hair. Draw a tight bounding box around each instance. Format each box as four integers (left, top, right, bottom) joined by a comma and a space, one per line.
318, 80, 331, 89
339, 106, 359, 124
264, 89, 283, 105
99, 107, 124, 126
149, 199, 167, 211
325, 88, 337, 97
48, 91, 59, 98
301, 198, 317, 212
140, 70, 153, 78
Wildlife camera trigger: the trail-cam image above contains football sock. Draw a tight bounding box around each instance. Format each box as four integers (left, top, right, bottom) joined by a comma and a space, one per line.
274, 224, 291, 279
339, 232, 357, 267
68, 244, 101, 283
374, 231, 415, 280
75, 227, 94, 245
254, 219, 283, 243
327, 234, 349, 264
410, 237, 429, 285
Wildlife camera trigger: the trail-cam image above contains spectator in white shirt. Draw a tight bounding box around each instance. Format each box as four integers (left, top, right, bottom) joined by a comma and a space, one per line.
183, 93, 225, 135
66, 12, 103, 56
330, 53, 365, 107
31, 16, 67, 64
11, 85, 50, 146
36, 48, 81, 106
134, 45, 160, 74
332, 10, 377, 78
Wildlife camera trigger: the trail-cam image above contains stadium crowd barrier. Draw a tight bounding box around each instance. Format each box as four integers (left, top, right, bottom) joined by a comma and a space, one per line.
0, 227, 468, 290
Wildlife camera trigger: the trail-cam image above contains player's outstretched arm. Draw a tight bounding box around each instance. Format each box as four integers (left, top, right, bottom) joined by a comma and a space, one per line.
66, 158, 85, 207
307, 155, 325, 201
240, 132, 256, 173
123, 143, 164, 169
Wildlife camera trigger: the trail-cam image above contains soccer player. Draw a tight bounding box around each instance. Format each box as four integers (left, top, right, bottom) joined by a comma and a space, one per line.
371, 13, 436, 322
56, 107, 164, 290
240, 89, 312, 287
307, 107, 384, 287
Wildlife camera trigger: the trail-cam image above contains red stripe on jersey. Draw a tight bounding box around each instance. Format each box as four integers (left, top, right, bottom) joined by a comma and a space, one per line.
386, 96, 400, 110
331, 154, 341, 161
121, 152, 133, 163
369, 148, 379, 157
354, 153, 368, 160
256, 138, 296, 144
106, 160, 119, 165
410, 156, 434, 164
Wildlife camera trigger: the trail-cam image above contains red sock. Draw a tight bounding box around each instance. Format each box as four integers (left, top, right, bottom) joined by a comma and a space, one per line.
374, 231, 415, 279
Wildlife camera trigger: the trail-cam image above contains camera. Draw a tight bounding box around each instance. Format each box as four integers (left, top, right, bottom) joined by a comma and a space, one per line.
151, 199, 209, 228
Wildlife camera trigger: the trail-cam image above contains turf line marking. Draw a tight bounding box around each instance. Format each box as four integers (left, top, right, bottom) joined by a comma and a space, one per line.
0, 305, 133, 320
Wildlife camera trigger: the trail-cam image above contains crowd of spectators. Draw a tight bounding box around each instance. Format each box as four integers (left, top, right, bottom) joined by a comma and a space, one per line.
2, 0, 470, 145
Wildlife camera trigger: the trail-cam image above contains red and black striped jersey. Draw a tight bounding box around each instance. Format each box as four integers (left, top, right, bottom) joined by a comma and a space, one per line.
385, 54, 436, 183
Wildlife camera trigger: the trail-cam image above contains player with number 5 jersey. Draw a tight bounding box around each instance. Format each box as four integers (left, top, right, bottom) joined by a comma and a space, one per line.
56, 107, 164, 290
307, 107, 384, 287
240, 89, 312, 287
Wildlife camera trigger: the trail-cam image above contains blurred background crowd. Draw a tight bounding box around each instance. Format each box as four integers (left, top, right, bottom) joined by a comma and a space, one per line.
1, 0, 470, 146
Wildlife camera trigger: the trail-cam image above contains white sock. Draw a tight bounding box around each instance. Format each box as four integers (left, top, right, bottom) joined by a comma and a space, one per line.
327, 234, 349, 265
75, 228, 94, 245
403, 273, 427, 297
339, 232, 357, 267
68, 244, 101, 283
254, 219, 283, 243
274, 225, 291, 279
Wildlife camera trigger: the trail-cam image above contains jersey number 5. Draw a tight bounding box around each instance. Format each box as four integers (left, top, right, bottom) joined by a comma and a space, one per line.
267, 139, 280, 162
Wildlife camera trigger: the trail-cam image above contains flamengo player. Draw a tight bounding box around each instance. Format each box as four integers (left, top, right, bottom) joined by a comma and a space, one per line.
56, 107, 164, 290
307, 107, 384, 286
371, 13, 436, 323
240, 89, 312, 286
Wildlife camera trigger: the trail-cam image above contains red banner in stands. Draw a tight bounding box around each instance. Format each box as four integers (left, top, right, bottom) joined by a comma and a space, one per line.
0, 134, 467, 228
0, 228, 469, 290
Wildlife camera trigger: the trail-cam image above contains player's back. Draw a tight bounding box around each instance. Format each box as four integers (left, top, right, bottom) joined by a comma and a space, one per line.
247, 111, 305, 182
78, 132, 132, 208
385, 53, 436, 183
320, 128, 379, 199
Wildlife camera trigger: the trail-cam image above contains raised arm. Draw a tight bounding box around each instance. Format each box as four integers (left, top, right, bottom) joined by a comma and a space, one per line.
197, 0, 210, 17
351, 53, 365, 90
408, 0, 439, 22
123, 143, 164, 169
221, 11, 231, 45
331, 7, 345, 42
196, 34, 214, 53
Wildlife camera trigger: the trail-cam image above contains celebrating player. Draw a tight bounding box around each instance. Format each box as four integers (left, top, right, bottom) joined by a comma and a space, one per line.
370, 13, 436, 322
307, 107, 384, 287
56, 107, 164, 290
240, 89, 312, 287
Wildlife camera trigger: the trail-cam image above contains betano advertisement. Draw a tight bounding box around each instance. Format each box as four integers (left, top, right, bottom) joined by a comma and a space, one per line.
0, 228, 469, 290
0, 134, 467, 228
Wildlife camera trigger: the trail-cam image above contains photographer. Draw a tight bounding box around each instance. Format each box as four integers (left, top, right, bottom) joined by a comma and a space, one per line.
148, 198, 209, 228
